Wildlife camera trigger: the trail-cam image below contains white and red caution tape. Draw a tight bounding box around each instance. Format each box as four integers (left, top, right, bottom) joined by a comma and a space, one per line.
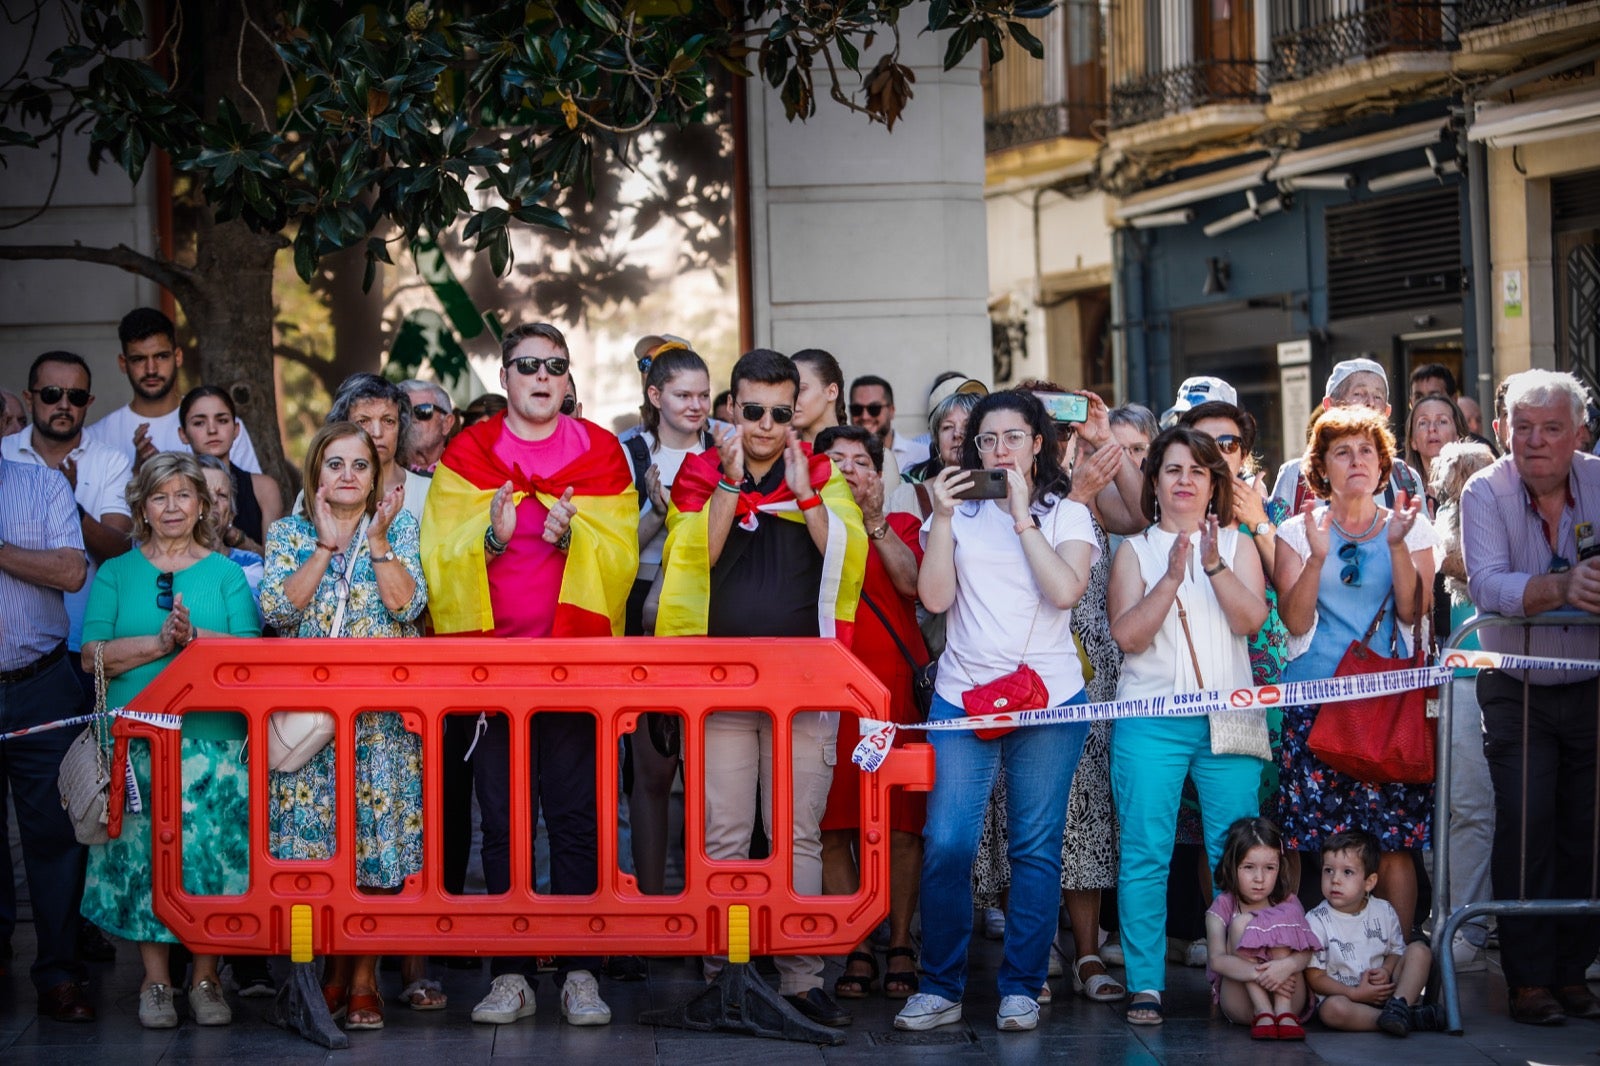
0, 707, 182, 743
852, 649, 1600, 771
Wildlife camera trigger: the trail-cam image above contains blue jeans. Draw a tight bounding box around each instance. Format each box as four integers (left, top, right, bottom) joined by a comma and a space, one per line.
1110, 714, 1261, 995
919, 691, 1088, 1001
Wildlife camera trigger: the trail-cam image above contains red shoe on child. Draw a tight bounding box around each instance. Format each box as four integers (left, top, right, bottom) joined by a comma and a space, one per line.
1250, 1011, 1277, 1039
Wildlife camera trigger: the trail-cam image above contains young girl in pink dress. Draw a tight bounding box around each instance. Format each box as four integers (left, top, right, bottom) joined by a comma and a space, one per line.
1205, 817, 1321, 1040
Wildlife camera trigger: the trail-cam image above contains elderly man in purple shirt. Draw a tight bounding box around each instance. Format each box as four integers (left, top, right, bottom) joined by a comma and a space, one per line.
1462, 369, 1600, 1026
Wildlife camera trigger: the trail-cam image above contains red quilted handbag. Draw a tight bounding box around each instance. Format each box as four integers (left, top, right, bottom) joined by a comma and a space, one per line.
963, 664, 1049, 741
1306, 594, 1436, 784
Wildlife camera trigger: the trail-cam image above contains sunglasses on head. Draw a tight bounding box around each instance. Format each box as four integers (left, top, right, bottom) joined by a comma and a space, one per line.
505, 355, 571, 377
1213, 434, 1242, 455
1338, 541, 1362, 587
739, 402, 795, 424
411, 402, 445, 421
850, 402, 887, 418
37, 386, 90, 407
1550, 553, 1573, 574
156, 571, 174, 611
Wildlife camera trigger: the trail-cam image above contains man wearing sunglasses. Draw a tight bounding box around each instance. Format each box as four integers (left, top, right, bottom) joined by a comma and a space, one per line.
5, 351, 134, 667
849, 375, 920, 484
399, 379, 455, 475
657, 349, 867, 1030
422, 321, 637, 1030
1462, 369, 1600, 1026
85, 308, 263, 475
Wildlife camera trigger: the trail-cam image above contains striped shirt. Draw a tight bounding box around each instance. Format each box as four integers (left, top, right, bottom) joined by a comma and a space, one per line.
1461, 450, 1600, 683
0, 458, 83, 671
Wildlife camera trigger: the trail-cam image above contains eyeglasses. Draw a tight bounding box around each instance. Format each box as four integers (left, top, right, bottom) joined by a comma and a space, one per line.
157, 571, 174, 611
739, 402, 794, 424
975, 429, 1034, 453
1338, 541, 1362, 587
850, 403, 887, 418
1550, 553, 1573, 574
505, 355, 571, 377
1213, 434, 1242, 455
36, 386, 90, 407
412, 403, 445, 421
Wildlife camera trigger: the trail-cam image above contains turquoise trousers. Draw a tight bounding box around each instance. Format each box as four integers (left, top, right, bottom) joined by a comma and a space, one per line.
1110, 714, 1262, 995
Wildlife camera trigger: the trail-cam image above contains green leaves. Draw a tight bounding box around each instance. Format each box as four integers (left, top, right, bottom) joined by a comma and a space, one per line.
4, 0, 1034, 281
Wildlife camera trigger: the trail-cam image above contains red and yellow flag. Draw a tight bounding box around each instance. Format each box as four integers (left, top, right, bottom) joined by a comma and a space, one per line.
656, 446, 866, 642
421, 413, 638, 636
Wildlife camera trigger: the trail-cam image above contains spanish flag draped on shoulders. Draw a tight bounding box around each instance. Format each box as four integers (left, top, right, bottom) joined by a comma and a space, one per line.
421, 412, 638, 636
656, 444, 867, 644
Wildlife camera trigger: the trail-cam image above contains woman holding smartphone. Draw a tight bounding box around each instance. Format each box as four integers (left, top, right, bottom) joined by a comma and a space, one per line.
895, 389, 1097, 1034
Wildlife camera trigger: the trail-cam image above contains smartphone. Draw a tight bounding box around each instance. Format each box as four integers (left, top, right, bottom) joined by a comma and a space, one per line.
952, 469, 1009, 500
1035, 391, 1089, 424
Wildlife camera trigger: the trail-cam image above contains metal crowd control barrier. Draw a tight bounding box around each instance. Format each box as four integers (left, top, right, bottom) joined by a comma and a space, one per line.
110, 637, 934, 1047
1435, 611, 1600, 1034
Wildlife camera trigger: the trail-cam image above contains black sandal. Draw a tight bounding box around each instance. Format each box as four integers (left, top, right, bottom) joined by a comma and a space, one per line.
883, 946, 920, 999
833, 951, 878, 999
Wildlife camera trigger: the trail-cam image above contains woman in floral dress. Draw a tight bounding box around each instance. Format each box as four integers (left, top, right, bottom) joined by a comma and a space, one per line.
260, 421, 432, 1029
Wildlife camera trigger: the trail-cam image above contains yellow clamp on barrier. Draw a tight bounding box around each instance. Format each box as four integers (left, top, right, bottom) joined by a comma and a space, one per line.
727, 904, 750, 965
290, 904, 313, 963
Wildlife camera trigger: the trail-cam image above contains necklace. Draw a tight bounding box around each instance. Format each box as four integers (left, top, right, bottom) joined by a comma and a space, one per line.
1330, 508, 1382, 542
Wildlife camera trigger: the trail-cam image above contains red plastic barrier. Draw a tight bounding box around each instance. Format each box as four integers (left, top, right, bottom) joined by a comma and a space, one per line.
111, 638, 934, 960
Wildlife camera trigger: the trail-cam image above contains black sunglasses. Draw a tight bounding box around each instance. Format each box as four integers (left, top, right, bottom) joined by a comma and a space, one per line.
37, 386, 90, 407
156, 571, 174, 611
850, 402, 886, 418
505, 355, 571, 377
1338, 541, 1362, 587
739, 402, 795, 424
411, 402, 444, 421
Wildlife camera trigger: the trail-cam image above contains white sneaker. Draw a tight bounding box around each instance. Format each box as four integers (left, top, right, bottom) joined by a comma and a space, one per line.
1452, 932, 1487, 974
895, 992, 962, 1030
560, 970, 612, 1026
982, 907, 1006, 940
471, 974, 536, 1024
1100, 938, 1125, 967
139, 982, 178, 1029
1184, 938, 1208, 968
997, 994, 1040, 1031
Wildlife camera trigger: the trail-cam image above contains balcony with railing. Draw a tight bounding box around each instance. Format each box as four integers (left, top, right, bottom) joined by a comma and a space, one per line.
1269, 0, 1458, 84
983, 3, 1108, 156
1460, 0, 1575, 28
1108, 0, 1268, 140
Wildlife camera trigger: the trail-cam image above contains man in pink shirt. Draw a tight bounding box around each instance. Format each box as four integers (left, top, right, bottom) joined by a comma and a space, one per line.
423, 322, 638, 1029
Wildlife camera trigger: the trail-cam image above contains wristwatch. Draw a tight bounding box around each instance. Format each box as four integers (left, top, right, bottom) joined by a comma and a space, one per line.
1204, 559, 1228, 577
1254, 521, 1274, 538
371, 550, 397, 564
868, 522, 889, 541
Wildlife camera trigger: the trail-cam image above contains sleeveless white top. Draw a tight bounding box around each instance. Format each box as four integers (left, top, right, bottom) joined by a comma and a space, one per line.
1116, 526, 1252, 701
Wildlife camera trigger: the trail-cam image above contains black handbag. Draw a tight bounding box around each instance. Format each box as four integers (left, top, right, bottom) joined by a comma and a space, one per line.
859, 591, 935, 718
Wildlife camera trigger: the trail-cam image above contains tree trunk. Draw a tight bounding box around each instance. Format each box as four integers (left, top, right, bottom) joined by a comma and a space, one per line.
188, 219, 295, 494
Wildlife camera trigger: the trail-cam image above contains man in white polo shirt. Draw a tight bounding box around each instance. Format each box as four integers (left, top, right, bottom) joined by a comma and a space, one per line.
4, 351, 133, 660
85, 307, 261, 473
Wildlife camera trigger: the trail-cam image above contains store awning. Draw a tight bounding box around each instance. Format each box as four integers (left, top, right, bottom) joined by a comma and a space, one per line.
1469, 87, 1600, 149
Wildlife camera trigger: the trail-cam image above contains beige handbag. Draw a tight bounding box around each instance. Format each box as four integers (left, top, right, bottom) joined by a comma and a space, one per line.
58, 644, 113, 845
1176, 594, 1271, 761
267, 524, 364, 772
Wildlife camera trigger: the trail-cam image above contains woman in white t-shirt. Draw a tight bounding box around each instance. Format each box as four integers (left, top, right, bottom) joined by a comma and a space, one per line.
623, 347, 711, 899
894, 391, 1097, 1035
1107, 426, 1271, 1026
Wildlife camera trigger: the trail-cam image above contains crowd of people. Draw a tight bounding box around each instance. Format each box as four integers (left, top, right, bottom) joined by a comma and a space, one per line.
2, 306, 1598, 1042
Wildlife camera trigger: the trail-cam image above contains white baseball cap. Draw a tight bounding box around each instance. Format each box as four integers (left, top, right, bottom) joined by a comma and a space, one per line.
1172, 375, 1238, 412
1325, 357, 1387, 401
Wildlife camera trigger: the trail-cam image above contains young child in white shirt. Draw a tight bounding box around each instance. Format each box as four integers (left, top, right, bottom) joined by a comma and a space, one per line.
1304, 830, 1444, 1036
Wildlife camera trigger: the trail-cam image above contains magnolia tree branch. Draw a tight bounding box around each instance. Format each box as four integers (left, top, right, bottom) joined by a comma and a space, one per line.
0, 241, 203, 303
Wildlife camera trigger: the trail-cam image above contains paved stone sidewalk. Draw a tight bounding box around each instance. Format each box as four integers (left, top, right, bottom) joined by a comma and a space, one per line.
1, 926, 1592, 1064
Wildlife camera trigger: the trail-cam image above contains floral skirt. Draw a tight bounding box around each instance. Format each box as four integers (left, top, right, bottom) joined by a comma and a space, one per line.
82, 737, 249, 943
1273, 702, 1433, 854
269, 712, 422, 888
